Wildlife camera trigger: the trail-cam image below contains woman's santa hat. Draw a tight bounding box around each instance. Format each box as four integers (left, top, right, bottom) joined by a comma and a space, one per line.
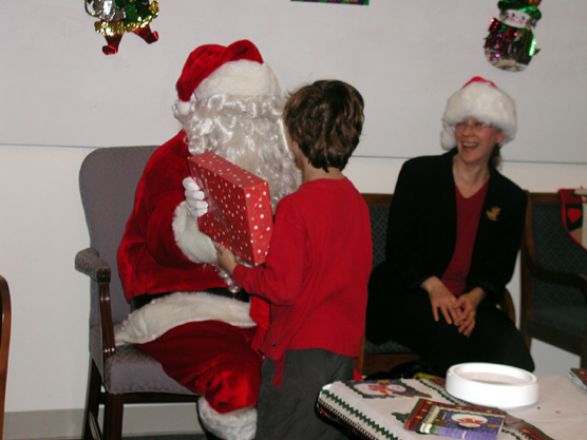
175, 39, 280, 115
440, 76, 517, 149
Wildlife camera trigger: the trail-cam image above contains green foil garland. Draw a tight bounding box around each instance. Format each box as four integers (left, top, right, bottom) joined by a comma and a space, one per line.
88, 0, 159, 37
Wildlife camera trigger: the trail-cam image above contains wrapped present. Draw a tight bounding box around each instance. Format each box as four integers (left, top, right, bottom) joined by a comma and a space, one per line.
188, 152, 273, 266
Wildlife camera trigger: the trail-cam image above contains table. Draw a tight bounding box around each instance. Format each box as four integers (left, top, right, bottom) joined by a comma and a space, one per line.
317, 375, 587, 440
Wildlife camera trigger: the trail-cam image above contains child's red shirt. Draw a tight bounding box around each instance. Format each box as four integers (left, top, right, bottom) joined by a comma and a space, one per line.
233, 177, 372, 362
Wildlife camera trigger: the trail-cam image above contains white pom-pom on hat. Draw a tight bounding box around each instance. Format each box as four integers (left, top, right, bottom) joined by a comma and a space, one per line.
440, 76, 517, 149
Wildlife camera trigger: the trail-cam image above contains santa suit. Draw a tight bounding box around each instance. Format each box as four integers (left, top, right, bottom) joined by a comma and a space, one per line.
117, 130, 261, 414
119, 132, 225, 297
114, 40, 297, 440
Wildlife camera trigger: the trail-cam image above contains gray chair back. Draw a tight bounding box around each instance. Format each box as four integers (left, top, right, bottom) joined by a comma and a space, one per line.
368, 201, 390, 269
530, 200, 587, 308
79, 146, 156, 326
362, 194, 412, 355
524, 194, 587, 347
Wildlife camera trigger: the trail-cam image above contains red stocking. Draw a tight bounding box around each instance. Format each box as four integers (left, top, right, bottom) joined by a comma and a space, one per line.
133, 25, 159, 44
102, 34, 122, 55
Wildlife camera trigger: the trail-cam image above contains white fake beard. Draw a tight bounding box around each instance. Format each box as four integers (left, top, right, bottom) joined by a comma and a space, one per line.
175, 94, 301, 209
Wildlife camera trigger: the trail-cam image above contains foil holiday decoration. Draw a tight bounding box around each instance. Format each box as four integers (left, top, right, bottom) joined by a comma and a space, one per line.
84, 0, 160, 55
484, 0, 542, 72
85, 0, 117, 21
291, 0, 369, 4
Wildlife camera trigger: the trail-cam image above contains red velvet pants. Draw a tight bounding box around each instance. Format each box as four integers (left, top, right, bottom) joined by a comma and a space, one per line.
138, 320, 261, 413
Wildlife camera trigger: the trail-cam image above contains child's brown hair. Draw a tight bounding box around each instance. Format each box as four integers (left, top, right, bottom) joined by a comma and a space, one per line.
283, 80, 364, 172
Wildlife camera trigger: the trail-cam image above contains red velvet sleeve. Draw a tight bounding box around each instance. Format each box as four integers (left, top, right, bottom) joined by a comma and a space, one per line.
138, 134, 195, 268
233, 199, 306, 305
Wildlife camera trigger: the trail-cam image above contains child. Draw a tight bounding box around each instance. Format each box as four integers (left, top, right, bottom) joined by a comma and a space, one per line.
216, 79, 372, 439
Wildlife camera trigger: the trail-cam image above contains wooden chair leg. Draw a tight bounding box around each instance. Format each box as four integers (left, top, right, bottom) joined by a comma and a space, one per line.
83, 360, 102, 440
521, 330, 532, 351
104, 393, 124, 440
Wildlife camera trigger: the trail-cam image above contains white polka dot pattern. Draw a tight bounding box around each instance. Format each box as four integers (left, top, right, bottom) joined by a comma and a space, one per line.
188, 152, 273, 266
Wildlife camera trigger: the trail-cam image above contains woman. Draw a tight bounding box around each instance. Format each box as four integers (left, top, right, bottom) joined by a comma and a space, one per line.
366, 76, 534, 375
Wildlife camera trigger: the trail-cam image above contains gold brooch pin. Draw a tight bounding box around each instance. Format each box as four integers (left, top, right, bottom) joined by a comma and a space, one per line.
486, 206, 501, 222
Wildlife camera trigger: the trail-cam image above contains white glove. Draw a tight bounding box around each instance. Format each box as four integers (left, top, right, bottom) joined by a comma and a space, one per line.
182, 177, 208, 219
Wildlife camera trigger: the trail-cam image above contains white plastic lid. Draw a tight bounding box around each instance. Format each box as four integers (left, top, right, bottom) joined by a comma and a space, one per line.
446, 362, 539, 409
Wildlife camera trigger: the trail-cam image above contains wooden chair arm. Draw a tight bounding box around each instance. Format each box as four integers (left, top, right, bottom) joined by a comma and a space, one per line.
355, 333, 365, 375
75, 247, 116, 360
0, 275, 11, 438
75, 247, 111, 283
523, 246, 587, 297
499, 288, 516, 322
95, 283, 117, 359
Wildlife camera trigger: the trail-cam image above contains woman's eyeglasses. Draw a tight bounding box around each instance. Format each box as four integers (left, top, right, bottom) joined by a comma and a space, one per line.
455, 120, 492, 133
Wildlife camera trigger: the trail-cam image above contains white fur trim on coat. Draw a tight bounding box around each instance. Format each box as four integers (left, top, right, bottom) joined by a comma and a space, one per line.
440, 81, 517, 149
173, 202, 218, 264
198, 397, 257, 440
114, 292, 255, 345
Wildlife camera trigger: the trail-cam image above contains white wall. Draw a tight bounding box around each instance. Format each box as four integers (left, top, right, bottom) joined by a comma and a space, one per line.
2, 1, 587, 164
0, 0, 586, 438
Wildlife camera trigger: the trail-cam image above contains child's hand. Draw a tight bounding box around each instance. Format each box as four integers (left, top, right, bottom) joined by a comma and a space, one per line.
215, 243, 238, 275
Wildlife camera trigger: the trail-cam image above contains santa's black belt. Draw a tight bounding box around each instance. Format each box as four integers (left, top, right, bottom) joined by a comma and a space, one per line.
130, 287, 249, 311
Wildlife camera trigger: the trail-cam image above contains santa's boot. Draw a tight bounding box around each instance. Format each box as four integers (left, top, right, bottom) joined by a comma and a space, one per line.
198, 397, 256, 440
102, 34, 123, 55
134, 24, 159, 44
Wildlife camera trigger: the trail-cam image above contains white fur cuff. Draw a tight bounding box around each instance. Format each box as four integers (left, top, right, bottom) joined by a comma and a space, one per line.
114, 292, 256, 345
198, 396, 257, 440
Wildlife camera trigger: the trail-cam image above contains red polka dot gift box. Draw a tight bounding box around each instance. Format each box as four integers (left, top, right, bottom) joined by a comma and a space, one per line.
188, 152, 273, 266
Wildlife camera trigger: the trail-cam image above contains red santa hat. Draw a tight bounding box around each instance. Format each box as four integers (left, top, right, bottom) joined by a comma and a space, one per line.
175, 39, 280, 115
440, 76, 517, 149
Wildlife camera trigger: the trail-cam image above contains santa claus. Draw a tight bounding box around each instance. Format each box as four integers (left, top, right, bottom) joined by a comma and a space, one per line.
115, 40, 300, 439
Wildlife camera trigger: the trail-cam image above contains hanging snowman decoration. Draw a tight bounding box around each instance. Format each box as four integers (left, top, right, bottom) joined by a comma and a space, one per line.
484, 0, 542, 72
84, 0, 159, 55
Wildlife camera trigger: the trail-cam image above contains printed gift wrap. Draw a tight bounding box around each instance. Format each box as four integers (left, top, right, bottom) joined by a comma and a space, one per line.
188, 152, 273, 266
404, 398, 506, 440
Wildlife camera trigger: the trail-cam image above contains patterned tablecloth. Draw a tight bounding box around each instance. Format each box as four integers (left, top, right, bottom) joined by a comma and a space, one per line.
317, 375, 587, 440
